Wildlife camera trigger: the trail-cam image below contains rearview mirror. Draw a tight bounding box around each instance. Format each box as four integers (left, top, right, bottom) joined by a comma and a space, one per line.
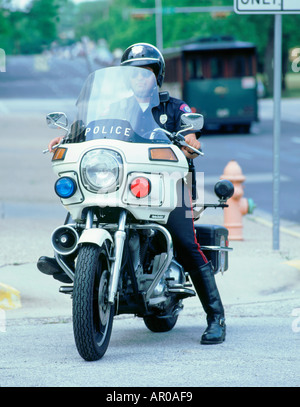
46, 112, 69, 131
181, 113, 204, 131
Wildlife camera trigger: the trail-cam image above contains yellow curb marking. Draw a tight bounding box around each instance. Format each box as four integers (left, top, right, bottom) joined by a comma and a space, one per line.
0, 283, 22, 310
284, 260, 300, 271
251, 216, 300, 238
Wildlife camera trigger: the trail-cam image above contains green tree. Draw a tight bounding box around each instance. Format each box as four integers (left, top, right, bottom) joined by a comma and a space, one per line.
0, 0, 65, 54
73, 0, 156, 50
21, 0, 61, 53
0, 0, 14, 53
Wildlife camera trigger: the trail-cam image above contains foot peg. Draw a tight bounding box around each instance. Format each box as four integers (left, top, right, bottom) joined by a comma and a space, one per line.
167, 284, 196, 299
59, 286, 73, 295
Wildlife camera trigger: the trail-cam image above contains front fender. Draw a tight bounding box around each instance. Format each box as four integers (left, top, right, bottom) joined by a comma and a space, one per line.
78, 228, 113, 248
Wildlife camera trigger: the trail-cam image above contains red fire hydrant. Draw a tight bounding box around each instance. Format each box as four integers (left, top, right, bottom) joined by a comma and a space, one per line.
220, 160, 255, 240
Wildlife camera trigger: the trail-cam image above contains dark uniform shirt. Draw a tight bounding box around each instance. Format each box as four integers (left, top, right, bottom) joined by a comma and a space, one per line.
153, 95, 191, 132
153, 93, 200, 138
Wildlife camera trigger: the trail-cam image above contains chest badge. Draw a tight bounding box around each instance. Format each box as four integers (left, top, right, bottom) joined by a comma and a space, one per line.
159, 114, 168, 125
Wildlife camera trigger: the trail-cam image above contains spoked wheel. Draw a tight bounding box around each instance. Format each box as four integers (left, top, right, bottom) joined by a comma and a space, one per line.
72, 243, 114, 361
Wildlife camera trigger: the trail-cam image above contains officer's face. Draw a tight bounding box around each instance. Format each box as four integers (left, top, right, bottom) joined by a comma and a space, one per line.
130, 67, 156, 100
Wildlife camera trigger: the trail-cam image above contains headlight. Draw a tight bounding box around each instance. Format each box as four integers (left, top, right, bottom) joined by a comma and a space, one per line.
80, 149, 123, 193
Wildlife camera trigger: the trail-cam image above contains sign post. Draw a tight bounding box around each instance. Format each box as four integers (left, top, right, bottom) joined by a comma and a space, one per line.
272, 14, 282, 251
234, 1, 300, 250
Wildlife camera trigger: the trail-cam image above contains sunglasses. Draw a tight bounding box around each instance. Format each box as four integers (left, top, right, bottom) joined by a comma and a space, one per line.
130, 69, 153, 79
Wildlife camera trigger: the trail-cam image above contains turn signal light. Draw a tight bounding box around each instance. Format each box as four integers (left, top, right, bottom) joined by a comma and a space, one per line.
52, 147, 67, 161
149, 147, 178, 161
130, 177, 151, 199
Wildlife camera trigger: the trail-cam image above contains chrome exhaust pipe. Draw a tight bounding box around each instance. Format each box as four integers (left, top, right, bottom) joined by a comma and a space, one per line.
51, 225, 79, 256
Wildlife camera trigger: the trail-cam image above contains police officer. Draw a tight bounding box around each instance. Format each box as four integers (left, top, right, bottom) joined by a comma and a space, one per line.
121, 43, 226, 345
38, 43, 226, 345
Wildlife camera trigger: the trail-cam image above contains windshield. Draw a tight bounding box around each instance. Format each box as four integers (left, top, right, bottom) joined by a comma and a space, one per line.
70, 66, 170, 144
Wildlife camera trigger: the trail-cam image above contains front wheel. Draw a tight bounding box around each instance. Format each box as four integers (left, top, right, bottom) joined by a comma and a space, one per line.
72, 243, 114, 361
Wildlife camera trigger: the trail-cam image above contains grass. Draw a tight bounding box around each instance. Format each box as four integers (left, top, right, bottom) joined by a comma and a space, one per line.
283, 73, 300, 98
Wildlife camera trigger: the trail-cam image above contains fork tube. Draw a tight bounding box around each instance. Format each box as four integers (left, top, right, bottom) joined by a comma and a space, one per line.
85, 209, 94, 229
108, 210, 127, 304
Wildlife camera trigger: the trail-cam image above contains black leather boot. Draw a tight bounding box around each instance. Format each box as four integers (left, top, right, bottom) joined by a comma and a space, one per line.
201, 316, 226, 345
189, 261, 226, 344
37, 256, 73, 284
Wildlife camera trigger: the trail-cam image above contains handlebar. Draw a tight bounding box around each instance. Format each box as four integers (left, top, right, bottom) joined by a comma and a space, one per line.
172, 133, 204, 156
154, 128, 204, 156
43, 143, 60, 154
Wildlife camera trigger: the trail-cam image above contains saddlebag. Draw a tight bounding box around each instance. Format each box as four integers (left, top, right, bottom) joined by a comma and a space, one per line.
194, 224, 230, 274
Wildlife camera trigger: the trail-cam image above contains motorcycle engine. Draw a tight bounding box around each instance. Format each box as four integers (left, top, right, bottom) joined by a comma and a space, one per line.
139, 254, 185, 305
128, 231, 185, 306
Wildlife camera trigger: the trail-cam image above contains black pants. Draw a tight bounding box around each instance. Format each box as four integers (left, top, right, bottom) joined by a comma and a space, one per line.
166, 181, 208, 271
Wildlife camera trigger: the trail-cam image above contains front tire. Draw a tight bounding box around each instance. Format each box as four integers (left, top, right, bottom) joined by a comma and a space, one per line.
72, 243, 114, 361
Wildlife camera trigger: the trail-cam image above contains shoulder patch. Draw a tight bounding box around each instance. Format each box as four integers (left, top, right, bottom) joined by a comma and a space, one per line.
179, 103, 192, 113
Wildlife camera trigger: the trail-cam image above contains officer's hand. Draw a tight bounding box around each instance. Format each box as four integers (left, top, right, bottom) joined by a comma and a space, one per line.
182, 133, 201, 159
48, 136, 63, 153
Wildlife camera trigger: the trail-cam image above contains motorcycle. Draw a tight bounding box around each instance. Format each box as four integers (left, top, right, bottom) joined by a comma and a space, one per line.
43, 66, 233, 361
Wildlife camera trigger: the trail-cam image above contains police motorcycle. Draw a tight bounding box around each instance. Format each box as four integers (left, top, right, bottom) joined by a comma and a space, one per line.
44, 66, 233, 361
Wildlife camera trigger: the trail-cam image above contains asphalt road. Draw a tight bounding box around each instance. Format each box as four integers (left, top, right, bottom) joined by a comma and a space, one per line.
1, 311, 299, 387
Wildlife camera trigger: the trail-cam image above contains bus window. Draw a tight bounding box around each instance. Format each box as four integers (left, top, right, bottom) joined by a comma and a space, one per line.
232, 54, 253, 77
211, 57, 223, 78
234, 56, 246, 77
186, 57, 204, 80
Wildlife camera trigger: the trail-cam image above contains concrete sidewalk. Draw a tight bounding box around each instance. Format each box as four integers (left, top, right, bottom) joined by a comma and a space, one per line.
0, 202, 299, 325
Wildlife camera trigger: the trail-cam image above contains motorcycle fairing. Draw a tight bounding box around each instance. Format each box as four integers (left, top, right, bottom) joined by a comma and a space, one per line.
51, 67, 189, 223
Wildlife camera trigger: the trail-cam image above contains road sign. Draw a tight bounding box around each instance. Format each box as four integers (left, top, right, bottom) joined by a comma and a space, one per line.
234, 0, 300, 14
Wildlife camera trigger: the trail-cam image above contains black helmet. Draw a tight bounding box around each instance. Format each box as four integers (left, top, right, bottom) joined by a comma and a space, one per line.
121, 43, 165, 87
